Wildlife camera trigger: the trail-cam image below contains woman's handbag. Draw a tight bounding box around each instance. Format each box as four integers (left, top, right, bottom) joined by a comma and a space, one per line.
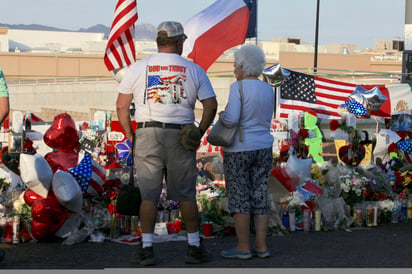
115, 137, 141, 216
207, 80, 244, 146
206, 119, 238, 147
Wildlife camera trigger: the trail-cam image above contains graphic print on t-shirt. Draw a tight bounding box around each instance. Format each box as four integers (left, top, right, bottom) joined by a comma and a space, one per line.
146, 65, 187, 104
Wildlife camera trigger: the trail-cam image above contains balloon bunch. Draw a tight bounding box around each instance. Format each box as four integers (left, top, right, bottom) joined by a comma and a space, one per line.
18, 113, 106, 240
23, 189, 69, 240
342, 85, 387, 117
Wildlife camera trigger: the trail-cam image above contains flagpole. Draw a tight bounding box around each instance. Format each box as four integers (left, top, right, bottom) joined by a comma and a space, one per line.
255, 0, 258, 45
402, 0, 412, 83
314, 0, 320, 73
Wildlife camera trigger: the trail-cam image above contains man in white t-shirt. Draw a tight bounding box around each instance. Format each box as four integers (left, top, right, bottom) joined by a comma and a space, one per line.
116, 21, 217, 266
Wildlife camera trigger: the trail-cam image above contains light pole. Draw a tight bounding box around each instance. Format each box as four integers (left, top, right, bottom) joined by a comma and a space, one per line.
401, 0, 412, 83
314, 0, 320, 73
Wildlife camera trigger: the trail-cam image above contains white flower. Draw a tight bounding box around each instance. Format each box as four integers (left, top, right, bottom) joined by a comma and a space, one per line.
341, 182, 350, 192
354, 188, 362, 196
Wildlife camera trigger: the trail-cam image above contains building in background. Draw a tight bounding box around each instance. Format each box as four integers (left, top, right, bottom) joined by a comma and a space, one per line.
0, 26, 405, 121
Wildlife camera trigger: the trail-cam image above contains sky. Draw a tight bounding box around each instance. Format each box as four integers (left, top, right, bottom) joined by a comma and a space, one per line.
0, 0, 407, 49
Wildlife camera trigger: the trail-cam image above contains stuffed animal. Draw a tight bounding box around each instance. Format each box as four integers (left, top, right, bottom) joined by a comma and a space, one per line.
303, 111, 324, 164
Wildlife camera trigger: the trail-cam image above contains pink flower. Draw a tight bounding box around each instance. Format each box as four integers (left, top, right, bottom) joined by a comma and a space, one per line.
196, 184, 207, 193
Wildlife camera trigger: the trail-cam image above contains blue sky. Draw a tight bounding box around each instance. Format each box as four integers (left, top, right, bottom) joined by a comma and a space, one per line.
0, 0, 406, 49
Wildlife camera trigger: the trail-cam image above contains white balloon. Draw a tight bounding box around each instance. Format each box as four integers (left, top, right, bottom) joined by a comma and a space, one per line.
19, 154, 53, 198
52, 170, 83, 213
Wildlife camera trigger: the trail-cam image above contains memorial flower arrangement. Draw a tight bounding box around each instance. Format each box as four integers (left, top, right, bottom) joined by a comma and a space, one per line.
393, 170, 412, 195
197, 180, 229, 225
339, 169, 368, 208
362, 186, 388, 202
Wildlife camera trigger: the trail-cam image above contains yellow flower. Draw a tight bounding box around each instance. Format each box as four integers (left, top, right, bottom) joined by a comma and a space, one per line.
402, 176, 412, 186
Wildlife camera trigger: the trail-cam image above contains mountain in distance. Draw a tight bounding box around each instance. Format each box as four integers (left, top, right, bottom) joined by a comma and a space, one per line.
0, 23, 157, 40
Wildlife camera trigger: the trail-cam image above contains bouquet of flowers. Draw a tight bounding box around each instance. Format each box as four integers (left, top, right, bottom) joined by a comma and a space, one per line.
196, 180, 229, 225
356, 166, 395, 201
339, 169, 368, 208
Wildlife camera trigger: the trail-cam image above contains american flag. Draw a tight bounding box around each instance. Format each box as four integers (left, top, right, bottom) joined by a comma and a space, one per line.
69, 153, 106, 198
147, 74, 185, 89
277, 70, 391, 120
69, 153, 93, 195
104, 0, 138, 72
397, 139, 412, 155
146, 74, 187, 101
147, 75, 163, 89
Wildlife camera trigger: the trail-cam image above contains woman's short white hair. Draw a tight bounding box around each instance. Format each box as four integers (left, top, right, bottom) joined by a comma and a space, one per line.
234, 45, 266, 77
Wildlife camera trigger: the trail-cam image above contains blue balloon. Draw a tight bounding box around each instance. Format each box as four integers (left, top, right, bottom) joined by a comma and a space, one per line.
115, 139, 133, 166
344, 100, 368, 116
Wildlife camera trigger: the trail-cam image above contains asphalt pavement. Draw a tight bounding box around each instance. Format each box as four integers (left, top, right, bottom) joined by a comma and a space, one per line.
0, 222, 411, 272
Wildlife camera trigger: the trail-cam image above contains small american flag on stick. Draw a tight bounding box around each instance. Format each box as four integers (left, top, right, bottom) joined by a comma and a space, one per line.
104, 0, 138, 72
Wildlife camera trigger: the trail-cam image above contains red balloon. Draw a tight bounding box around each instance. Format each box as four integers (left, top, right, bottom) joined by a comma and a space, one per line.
23, 189, 43, 207
43, 113, 79, 150
31, 197, 68, 230
44, 149, 79, 173
31, 220, 50, 240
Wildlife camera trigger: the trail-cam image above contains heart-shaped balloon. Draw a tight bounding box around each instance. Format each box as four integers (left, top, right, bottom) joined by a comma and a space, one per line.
31, 196, 69, 238
43, 113, 79, 150
23, 189, 43, 207
338, 144, 365, 166
263, 63, 290, 88
31, 220, 51, 241
44, 149, 79, 173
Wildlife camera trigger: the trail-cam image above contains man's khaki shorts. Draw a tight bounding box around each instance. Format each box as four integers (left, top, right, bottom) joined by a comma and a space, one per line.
133, 127, 197, 201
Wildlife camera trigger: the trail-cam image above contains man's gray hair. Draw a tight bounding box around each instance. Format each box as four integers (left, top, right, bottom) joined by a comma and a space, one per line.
234, 45, 266, 77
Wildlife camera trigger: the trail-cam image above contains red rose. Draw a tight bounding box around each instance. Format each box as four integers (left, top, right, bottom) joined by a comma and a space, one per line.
330, 119, 340, 131
82, 122, 90, 129
298, 128, 309, 139
167, 222, 176, 233
107, 203, 116, 214
175, 219, 183, 233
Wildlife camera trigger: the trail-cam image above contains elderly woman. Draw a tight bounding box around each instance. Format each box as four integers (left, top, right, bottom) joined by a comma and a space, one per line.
220, 45, 274, 260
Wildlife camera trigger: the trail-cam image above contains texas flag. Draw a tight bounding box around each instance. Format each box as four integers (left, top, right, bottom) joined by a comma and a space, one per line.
183, 0, 256, 72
